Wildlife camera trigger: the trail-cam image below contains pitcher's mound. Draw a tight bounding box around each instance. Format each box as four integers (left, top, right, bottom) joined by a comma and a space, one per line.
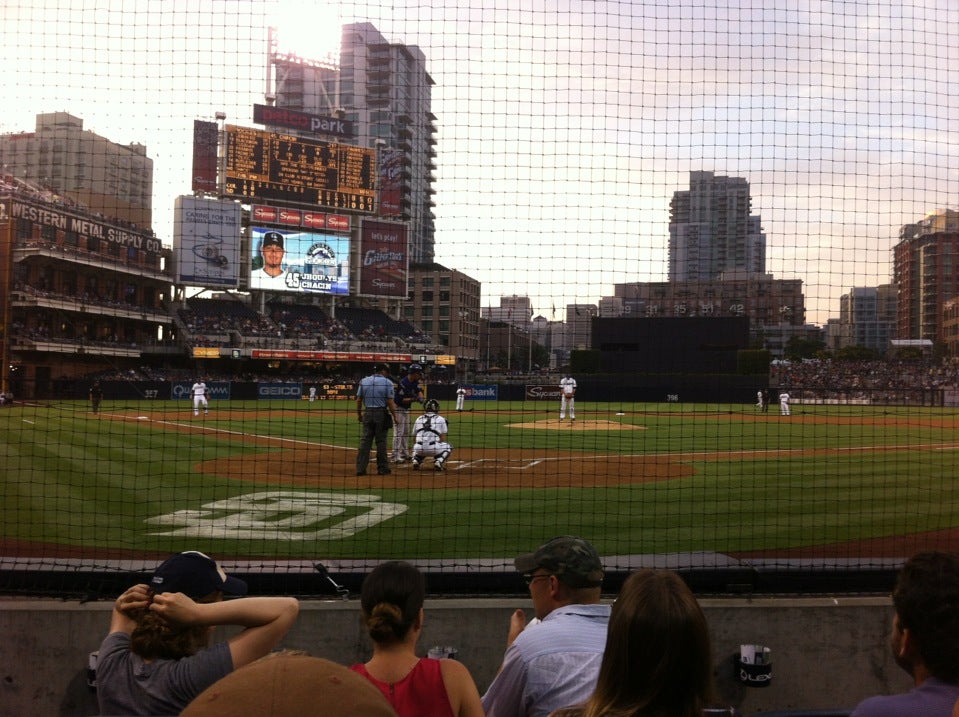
508, 419, 644, 430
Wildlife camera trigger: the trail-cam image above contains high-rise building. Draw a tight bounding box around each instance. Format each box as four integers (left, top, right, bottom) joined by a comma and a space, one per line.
269, 22, 437, 264
0, 112, 154, 229
833, 285, 897, 353
341, 22, 436, 263
668, 171, 765, 281
894, 210, 959, 342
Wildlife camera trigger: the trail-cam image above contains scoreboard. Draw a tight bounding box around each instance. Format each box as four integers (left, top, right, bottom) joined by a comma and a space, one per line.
224, 125, 376, 212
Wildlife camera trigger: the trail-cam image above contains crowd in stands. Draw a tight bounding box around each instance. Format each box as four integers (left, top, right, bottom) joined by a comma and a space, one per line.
13, 282, 165, 315
771, 358, 959, 403
95, 539, 959, 716
174, 299, 438, 352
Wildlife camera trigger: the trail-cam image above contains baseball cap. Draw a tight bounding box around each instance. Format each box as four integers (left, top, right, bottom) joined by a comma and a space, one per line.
374, 362, 391, 374
408, 363, 423, 372
149, 551, 248, 599
181, 655, 397, 717
262, 231, 284, 249
514, 536, 604, 588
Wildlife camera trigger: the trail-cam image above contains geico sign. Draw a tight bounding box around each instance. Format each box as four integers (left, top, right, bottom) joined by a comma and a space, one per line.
258, 386, 302, 396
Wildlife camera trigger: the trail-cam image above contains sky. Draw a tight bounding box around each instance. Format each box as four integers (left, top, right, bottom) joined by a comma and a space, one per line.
2, 0, 958, 325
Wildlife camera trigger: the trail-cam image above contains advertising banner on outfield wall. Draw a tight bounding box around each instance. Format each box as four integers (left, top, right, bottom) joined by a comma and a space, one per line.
171, 382, 231, 400
257, 382, 304, 400
250, 226, 350, 295
526, 385, 563, 401
465, 385, 499, 401
173, 196, 241, 288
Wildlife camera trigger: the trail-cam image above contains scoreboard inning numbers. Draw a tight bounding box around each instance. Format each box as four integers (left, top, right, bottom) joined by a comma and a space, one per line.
224, 125, 377, 212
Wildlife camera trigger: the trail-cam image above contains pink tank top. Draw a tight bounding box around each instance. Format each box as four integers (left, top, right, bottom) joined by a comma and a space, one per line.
350, 658, 455, 717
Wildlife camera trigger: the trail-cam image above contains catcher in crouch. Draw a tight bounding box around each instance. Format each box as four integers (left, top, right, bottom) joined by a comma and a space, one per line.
411, 399, 453, 471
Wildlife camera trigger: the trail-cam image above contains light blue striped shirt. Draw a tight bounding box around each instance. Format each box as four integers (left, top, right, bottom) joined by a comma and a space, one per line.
482, 603, 611, 717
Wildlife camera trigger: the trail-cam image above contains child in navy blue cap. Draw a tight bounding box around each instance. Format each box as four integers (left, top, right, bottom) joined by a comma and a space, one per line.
95, 551, 299, 717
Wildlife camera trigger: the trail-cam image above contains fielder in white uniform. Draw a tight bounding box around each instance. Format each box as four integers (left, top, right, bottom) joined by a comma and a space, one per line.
191, 380, 209, 416
779, 391, 791, 416
308, 386, 317, 402
411, 399, 452, 471
559, 374, 577, 421
455, 386, 466, 411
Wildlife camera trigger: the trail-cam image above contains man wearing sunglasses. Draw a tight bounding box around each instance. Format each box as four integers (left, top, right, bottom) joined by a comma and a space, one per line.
482, 536, 610, 717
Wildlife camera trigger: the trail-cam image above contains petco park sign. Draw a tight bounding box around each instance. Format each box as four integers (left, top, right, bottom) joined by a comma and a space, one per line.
253, 104, 353, 138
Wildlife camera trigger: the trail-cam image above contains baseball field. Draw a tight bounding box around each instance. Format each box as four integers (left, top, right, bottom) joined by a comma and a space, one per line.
3, 398, 959, 588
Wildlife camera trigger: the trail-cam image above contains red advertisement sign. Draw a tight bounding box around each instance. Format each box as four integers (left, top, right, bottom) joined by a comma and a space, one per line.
327, 215, 350, 231
378, 149, 405, 217
359, 220, 408, 298
191, 120, 218, 194
277, 209, 302, 226
302, 212, 327, 229
253, 205, 278, 223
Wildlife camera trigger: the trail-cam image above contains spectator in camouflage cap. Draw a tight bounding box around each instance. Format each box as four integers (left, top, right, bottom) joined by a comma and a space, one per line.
482, 536, 611, 717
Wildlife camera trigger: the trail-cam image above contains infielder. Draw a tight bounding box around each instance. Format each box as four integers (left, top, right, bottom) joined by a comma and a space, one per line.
559, 373, 577, 421
411, 399, 452, 471
779, 390, 791, 416
455, 385, 466, 411
191, 379, 209, 416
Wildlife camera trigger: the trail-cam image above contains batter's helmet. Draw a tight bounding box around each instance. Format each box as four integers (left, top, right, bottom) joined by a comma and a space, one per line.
409, 363, 424, 373
424, 399, 440, 413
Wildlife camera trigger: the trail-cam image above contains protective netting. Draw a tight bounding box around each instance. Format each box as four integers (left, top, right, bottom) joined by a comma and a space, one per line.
1, 0, 958, 596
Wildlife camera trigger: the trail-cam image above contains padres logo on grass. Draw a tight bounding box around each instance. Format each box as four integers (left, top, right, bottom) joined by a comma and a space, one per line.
145, 491, 407, 540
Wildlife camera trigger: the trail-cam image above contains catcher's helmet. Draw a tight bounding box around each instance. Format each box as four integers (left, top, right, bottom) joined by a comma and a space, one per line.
424, 399, 440, 413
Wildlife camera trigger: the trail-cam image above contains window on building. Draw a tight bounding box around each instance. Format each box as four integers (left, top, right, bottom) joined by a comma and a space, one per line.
439, 290, 450, 301
440, 276, 451, 287
422, 290, 433, 301
421, 277, 434, 287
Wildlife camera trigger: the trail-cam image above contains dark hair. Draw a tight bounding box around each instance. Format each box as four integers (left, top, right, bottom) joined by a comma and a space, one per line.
556, 570, 715, 717
360, 561, 425, 645
893, 551, 959, 682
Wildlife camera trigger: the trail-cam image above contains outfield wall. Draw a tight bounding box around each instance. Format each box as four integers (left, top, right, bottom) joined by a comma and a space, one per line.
55, 376, 771, 405
1, 596, 909, 716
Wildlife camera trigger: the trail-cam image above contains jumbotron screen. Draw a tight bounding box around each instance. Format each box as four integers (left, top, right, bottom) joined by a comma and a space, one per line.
224, 124, 376, 212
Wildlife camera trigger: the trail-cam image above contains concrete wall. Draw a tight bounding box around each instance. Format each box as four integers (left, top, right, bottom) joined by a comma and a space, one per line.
0, 596, 911, 717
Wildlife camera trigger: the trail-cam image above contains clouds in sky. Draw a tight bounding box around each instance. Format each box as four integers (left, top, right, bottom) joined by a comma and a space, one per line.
3, 0, 957, 323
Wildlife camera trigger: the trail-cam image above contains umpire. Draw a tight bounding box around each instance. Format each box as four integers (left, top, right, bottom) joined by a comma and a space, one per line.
356, 363, 399, 476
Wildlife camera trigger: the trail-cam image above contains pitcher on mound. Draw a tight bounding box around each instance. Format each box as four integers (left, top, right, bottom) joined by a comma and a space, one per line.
559, 374, 577, 422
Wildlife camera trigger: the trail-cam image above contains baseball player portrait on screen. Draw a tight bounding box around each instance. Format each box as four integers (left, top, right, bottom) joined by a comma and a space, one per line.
559, 374, 577, 422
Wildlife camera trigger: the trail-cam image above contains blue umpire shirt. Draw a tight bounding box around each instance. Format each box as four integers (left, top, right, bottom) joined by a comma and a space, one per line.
357, 372, 395, 408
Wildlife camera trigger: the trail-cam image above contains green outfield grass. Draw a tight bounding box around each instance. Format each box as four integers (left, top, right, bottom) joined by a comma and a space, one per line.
2, 400, 959, 564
